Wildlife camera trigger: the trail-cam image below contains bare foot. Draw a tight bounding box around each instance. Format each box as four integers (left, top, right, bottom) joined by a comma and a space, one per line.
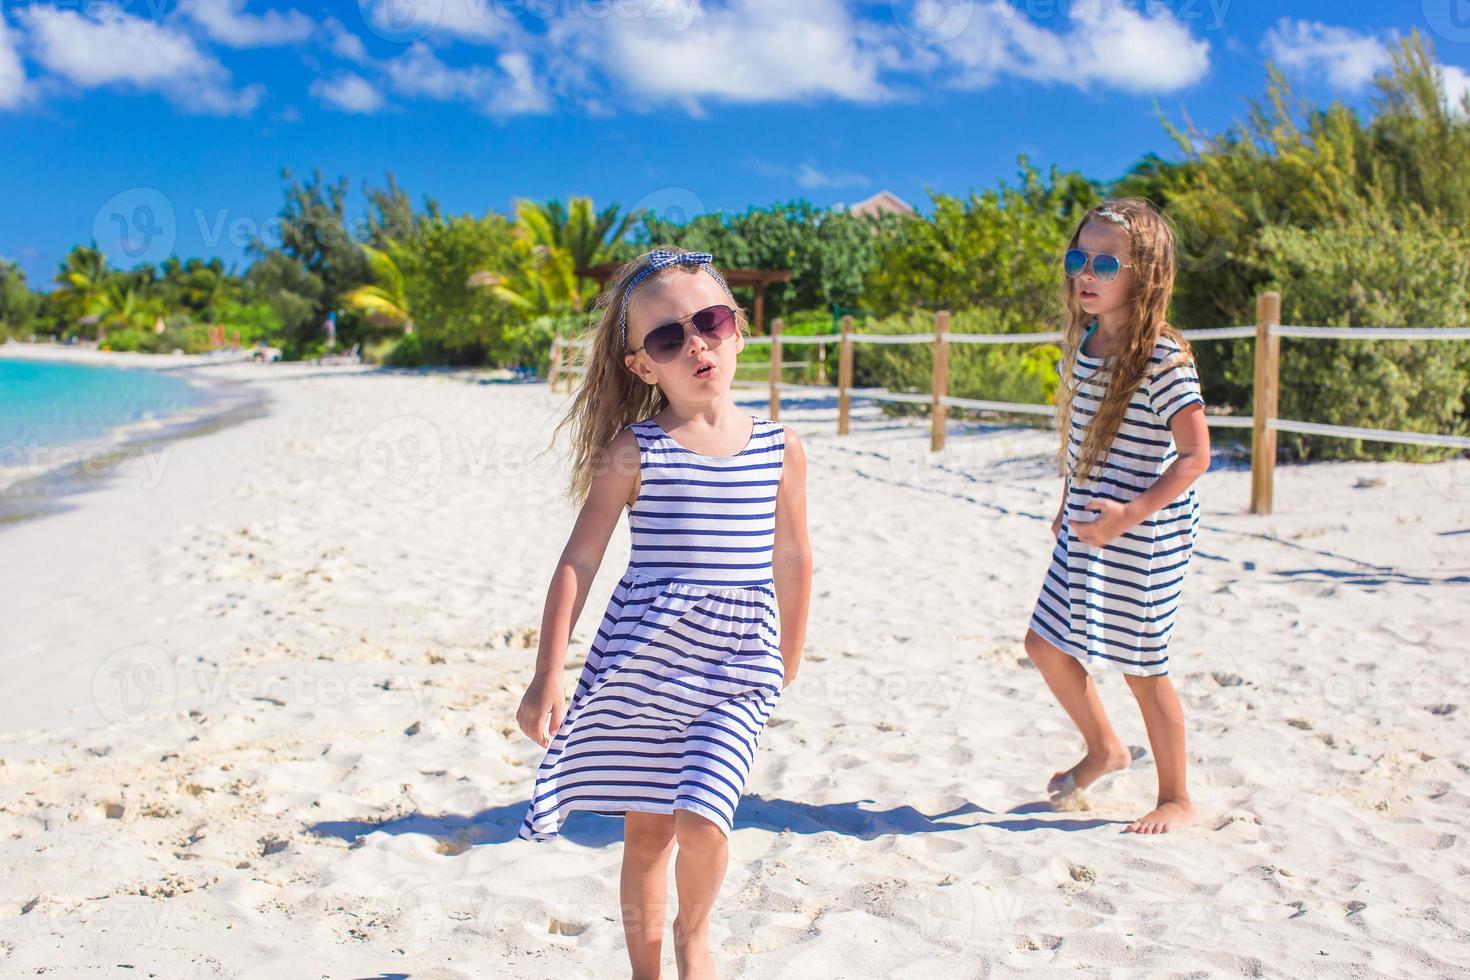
1048, 742, 1132, 797
1124, 799, 1196, 834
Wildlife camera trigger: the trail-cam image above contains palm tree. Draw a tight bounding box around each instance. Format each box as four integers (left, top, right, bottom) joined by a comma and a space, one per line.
476, 238, 577, 317
53, 246, 111, 334
342, 244, 414, 335
479, 198, 634, 314
91, 280, 164, 334
174, 258, 232, 321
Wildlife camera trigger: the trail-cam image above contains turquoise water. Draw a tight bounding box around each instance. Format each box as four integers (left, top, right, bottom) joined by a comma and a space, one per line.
0, 359, 213, 462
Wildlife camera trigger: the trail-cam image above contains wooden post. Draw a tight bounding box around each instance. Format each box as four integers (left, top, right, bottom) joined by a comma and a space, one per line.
768, 317, 783, 421
837, 314, 854, 436
1250, 291, 1281, 514
753, 284, 766, 337
931, 310, 951, 451
549, 331, 564, 392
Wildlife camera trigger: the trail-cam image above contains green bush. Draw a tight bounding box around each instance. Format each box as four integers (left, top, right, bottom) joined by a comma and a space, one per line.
735, 307, 847, 386
852, 308, 1061, 416
387, 331, 427, 367
98, 326, 166, 353
510, 312, 576, 375
1232, 207, 1470, 460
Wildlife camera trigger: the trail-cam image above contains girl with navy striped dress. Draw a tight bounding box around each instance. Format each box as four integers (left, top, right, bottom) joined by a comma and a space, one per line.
516, 247, 812, 978
1025, 199, 1211, 835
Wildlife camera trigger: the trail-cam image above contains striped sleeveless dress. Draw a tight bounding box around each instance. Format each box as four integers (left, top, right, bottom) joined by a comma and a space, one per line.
519, 414, 787, 840
1028, 327, 1204, 676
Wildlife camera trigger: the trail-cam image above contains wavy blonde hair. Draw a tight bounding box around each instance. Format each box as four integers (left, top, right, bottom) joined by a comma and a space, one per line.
550, 246, 750, 504
1056, 198, 1195, 486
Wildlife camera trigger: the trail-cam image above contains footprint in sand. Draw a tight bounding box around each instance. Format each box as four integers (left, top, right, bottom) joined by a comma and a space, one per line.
1015, 933, 1064, 951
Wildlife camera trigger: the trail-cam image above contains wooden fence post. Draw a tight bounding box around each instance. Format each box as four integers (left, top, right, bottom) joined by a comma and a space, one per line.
837, 314, 854, 436
1250, 291, 1281, 514
931, 310, 950, 451
548, 332, 564, 392
768, 317, 783, 421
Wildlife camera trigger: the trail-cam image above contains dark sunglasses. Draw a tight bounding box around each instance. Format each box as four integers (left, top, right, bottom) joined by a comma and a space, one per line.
1064, 248, 1133, 283
625, 304, 738, 362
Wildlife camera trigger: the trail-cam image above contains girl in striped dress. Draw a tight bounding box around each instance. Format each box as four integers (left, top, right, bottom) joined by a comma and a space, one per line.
516, 247, 812, 977
1025, 199, 1211, 835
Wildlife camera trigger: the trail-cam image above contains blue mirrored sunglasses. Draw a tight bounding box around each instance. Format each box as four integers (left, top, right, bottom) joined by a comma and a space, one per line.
1064, 248, 1133, 283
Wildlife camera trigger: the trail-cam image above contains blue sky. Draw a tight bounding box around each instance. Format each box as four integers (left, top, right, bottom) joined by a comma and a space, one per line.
2, 1, 1467, 288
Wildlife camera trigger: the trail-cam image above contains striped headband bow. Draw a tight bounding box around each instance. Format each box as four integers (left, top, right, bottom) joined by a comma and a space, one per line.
619, 249, 735, 352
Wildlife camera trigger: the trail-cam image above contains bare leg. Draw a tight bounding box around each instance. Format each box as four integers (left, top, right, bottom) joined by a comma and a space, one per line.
671, 809, 727, 980
1024, 629, 1131, 792
622, 811, 677, 979
1122, 673, 1196, 833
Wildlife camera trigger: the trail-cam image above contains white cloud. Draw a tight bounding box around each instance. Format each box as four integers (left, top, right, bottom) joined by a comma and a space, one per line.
488, 51, 549, 115
1443, 64, 1470, 114
795, 163, 870, 189
19, 4, 262, 114
934, 0, 1210, 95
178, 0, 314, 48
1264, 19, 1470, 116
323, 17, 372, 65
9, 0, 1227, 119
0, 20, 28, 110
385, 43, 486, 100
548, 0, 899, 107
381, 43, 548, 115
750, 158, 870, 188
1263, 19, 1389, 91
310, 72, 385, 113
360, 0, 524, 45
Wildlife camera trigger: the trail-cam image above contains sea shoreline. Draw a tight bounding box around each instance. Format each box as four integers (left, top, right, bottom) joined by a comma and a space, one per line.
0, 343, 275, 526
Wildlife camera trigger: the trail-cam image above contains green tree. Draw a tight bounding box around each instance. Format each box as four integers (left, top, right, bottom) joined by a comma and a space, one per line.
52, 245, 111, 334
248, 168, 372, 341
864, 159, 1099, 325
637, 199, 898, 321
479, 198, 634, 317
343, 244, 415, 335
0, 260, 41, 339
390, 211, 522, 363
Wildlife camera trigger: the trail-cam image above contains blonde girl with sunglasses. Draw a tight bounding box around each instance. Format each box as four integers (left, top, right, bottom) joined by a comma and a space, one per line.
516, 247, 812, 978
1025, 198, 1211, 835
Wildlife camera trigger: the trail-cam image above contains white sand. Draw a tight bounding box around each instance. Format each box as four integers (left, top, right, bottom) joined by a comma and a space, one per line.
1, 345, 1467, 976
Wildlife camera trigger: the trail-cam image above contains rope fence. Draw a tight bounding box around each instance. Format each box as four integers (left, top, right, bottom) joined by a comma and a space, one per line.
545, 290, 1470, 513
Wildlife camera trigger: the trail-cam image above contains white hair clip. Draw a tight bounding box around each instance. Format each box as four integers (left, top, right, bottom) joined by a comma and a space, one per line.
1095, 207, 1131, 229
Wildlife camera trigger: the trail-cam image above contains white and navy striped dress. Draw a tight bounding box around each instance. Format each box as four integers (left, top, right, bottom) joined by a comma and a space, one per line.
1029, 328, 1204, 676
519, 415, 786, 840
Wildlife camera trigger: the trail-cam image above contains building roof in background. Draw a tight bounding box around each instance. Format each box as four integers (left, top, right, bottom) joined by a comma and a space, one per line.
846, 190, 916, 217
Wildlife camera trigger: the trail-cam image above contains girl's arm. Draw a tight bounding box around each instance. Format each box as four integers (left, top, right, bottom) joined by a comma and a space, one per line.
1126, 403, 1210, 522
1075, 404, 1210, 547
772, 428, 813, 689
516, 428, 640, 747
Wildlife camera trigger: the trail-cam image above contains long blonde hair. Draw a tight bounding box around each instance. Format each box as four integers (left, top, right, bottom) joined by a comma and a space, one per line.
1056, 197, 1194, 485
550, 246, 751, 504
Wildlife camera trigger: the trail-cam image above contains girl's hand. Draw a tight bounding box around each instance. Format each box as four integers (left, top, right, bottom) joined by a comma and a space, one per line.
516, 676, 565, 748
1074, 499, 1132, 548
1050, 509, 1063, 539
780, 644, 802, 691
